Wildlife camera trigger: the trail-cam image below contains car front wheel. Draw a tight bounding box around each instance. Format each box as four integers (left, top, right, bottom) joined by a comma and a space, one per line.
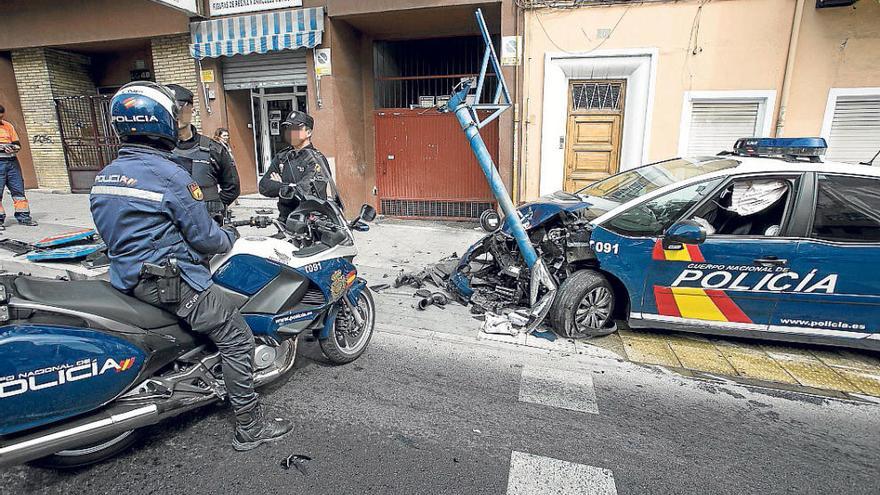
549, 269, 617, 338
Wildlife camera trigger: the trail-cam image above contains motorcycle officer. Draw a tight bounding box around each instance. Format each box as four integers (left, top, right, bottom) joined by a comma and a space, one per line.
258, 110, 342, 222
167, 84, 240, 223
90, 81, 292, 451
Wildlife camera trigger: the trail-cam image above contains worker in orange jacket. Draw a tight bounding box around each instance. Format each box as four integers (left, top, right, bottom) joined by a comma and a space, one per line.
0, 103, 37, 230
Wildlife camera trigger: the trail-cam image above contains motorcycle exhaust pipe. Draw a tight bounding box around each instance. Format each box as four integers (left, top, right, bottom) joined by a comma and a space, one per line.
0, 404, 161, 468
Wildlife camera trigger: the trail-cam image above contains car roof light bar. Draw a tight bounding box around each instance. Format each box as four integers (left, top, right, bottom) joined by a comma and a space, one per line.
733, 137, 828, 161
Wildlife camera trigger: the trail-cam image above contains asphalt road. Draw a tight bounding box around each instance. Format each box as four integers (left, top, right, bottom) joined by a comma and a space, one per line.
2, 327, 878, 495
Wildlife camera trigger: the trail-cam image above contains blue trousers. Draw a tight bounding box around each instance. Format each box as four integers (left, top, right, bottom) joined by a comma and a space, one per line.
0, 157, 32, 223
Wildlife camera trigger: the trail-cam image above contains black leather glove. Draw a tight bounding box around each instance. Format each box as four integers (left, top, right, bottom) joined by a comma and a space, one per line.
222, 225, 240, 243
279, 184, 297, 200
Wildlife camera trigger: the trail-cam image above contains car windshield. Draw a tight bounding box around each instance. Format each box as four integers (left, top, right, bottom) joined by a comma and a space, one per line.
577, 158, 740, 205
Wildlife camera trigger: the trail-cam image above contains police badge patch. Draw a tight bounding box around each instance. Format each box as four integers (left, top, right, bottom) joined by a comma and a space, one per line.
188, 182, 204, 201
330, 270, 346, 298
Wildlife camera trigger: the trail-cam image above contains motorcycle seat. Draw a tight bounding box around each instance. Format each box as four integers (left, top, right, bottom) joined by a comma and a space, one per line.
12, 278, 179, 330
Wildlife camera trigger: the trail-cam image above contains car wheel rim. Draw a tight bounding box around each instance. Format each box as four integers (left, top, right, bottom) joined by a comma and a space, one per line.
574, 286, 612, 333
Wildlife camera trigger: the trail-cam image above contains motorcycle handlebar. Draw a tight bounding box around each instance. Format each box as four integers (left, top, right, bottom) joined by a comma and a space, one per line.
230, 216, 273, 228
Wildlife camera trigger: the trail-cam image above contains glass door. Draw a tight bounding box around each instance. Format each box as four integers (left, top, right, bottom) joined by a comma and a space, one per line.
260, 96, 296, 175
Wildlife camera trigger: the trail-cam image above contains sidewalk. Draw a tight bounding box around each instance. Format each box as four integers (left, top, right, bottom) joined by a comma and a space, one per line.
6, 191, 880, 399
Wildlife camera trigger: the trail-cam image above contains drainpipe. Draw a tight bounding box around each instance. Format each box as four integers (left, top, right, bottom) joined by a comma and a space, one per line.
774, 0, 806, 137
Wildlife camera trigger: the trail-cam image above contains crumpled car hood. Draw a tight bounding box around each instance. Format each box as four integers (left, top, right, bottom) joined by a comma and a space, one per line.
501, 190, 592, 234
451, 191, 594, 300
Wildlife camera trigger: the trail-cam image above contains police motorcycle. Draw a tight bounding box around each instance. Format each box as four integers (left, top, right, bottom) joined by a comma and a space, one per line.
0, 191, 377, 469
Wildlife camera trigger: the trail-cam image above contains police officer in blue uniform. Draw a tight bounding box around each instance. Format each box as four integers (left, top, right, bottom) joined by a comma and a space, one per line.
259, 110, 342, 222
166, 84, 240, 223
90, 81, 292, 451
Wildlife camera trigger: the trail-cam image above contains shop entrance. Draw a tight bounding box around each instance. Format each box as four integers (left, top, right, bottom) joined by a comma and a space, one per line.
250, 87, 307, 177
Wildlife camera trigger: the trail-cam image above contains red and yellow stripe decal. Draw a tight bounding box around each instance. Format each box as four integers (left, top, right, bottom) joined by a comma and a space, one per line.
653, 286, 752, 324
651, 240, 705, 262
117, 357, 136, 372
345, 271, 357, 287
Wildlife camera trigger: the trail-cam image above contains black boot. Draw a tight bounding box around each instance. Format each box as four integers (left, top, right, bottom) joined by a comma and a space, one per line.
232, 403, 293, 451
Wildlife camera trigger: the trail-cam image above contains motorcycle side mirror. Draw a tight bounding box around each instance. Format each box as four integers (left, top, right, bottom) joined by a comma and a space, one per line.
348, 204, 377, 229
359, 204, 377, 222
353, 221, 370, 232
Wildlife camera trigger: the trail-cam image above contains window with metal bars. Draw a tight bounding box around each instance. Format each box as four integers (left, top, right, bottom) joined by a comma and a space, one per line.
570, 81, 624, 111
373, 36, 498, 109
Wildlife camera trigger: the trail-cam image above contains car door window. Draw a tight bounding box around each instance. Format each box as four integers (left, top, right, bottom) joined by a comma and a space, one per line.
604, 178, 723, 237
689, 177, 797, 237
811, 174, 880, 243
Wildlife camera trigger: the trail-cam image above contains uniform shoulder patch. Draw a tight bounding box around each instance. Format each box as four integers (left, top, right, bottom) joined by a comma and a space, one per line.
188, 182, 204, 201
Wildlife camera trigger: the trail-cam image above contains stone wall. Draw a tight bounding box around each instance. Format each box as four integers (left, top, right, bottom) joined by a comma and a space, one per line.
151, 34, 201, 131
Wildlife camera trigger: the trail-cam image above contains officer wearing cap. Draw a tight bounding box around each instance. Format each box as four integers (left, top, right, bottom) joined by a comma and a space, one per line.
259, 110, 342, 221
167, 84, 240, 222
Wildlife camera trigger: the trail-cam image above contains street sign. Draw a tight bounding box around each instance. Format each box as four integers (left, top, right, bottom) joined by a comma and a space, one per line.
500, 36, 522, 66
200, 69, 215, 83
314, 48, 332, 77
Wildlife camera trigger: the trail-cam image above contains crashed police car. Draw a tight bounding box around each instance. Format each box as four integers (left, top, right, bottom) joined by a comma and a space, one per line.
451, 138, 880, 350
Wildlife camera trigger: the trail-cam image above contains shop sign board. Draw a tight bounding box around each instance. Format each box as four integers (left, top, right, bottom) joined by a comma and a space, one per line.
209, 0, 303, 16
150, 0, 200, 16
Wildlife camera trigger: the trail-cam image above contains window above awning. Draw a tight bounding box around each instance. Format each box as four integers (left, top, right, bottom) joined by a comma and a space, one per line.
189, 7, 324, 59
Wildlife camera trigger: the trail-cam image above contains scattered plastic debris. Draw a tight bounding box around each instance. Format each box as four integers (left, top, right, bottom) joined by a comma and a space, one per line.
480, 313, 516, 336
370, 283, 391, 292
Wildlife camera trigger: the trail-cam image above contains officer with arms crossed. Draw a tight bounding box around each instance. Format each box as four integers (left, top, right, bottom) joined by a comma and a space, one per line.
167, 84, 240, 223
259, 110, 342, 221
90, 82, 292, 451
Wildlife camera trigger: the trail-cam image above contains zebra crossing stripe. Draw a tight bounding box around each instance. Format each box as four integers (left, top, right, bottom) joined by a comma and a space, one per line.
507, 451, 618, 495
518, 366, 599, 415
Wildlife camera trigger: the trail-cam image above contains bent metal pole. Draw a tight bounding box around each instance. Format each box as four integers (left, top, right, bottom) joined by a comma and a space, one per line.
447, 87, 538, 269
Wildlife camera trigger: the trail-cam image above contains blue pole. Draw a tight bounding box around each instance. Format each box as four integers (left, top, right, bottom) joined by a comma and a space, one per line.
448, 87, 539, 268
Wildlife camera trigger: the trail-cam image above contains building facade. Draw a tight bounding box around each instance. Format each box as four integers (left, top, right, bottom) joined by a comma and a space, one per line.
0, 0, 519, 219
517, 0, 880, 199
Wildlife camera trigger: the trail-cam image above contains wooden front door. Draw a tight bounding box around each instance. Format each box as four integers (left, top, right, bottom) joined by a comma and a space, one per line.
564, 80, 626, 192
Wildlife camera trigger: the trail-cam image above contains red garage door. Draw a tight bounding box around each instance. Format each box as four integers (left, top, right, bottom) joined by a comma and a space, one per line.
375, 110, 497, 219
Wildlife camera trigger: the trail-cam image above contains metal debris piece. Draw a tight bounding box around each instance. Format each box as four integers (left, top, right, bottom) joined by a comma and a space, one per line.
369, 283, 391, 292
481, 313, 517, 336
280, 454, 312, 475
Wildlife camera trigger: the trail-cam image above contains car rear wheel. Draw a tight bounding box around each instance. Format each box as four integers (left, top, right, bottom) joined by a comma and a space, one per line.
549, 269, 618, 338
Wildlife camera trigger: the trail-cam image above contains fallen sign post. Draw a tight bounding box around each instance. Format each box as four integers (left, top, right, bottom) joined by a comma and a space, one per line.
442, 8, 557, 333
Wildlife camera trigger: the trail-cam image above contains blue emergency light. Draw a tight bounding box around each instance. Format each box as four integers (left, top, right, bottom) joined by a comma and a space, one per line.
733, 137, 827, 161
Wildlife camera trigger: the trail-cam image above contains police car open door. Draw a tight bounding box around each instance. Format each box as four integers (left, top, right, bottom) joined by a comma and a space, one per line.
641, 173, 805, 333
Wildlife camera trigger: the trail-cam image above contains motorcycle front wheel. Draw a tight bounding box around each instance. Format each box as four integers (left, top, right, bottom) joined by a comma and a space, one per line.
320, 289, 375, 364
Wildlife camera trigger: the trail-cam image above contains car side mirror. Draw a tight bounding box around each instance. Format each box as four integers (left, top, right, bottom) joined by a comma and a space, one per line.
663, 220, 706, 249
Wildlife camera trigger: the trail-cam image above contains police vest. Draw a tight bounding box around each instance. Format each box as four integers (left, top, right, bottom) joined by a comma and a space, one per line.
172, 136, 221, 203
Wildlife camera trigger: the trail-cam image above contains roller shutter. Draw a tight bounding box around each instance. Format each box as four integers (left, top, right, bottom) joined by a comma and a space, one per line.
826, 96, 880, 164
221, 51, 308, 90
686, 101, 761, 157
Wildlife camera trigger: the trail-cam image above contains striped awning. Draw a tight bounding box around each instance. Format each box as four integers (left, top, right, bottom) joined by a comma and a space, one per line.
189, 7, 324, 59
